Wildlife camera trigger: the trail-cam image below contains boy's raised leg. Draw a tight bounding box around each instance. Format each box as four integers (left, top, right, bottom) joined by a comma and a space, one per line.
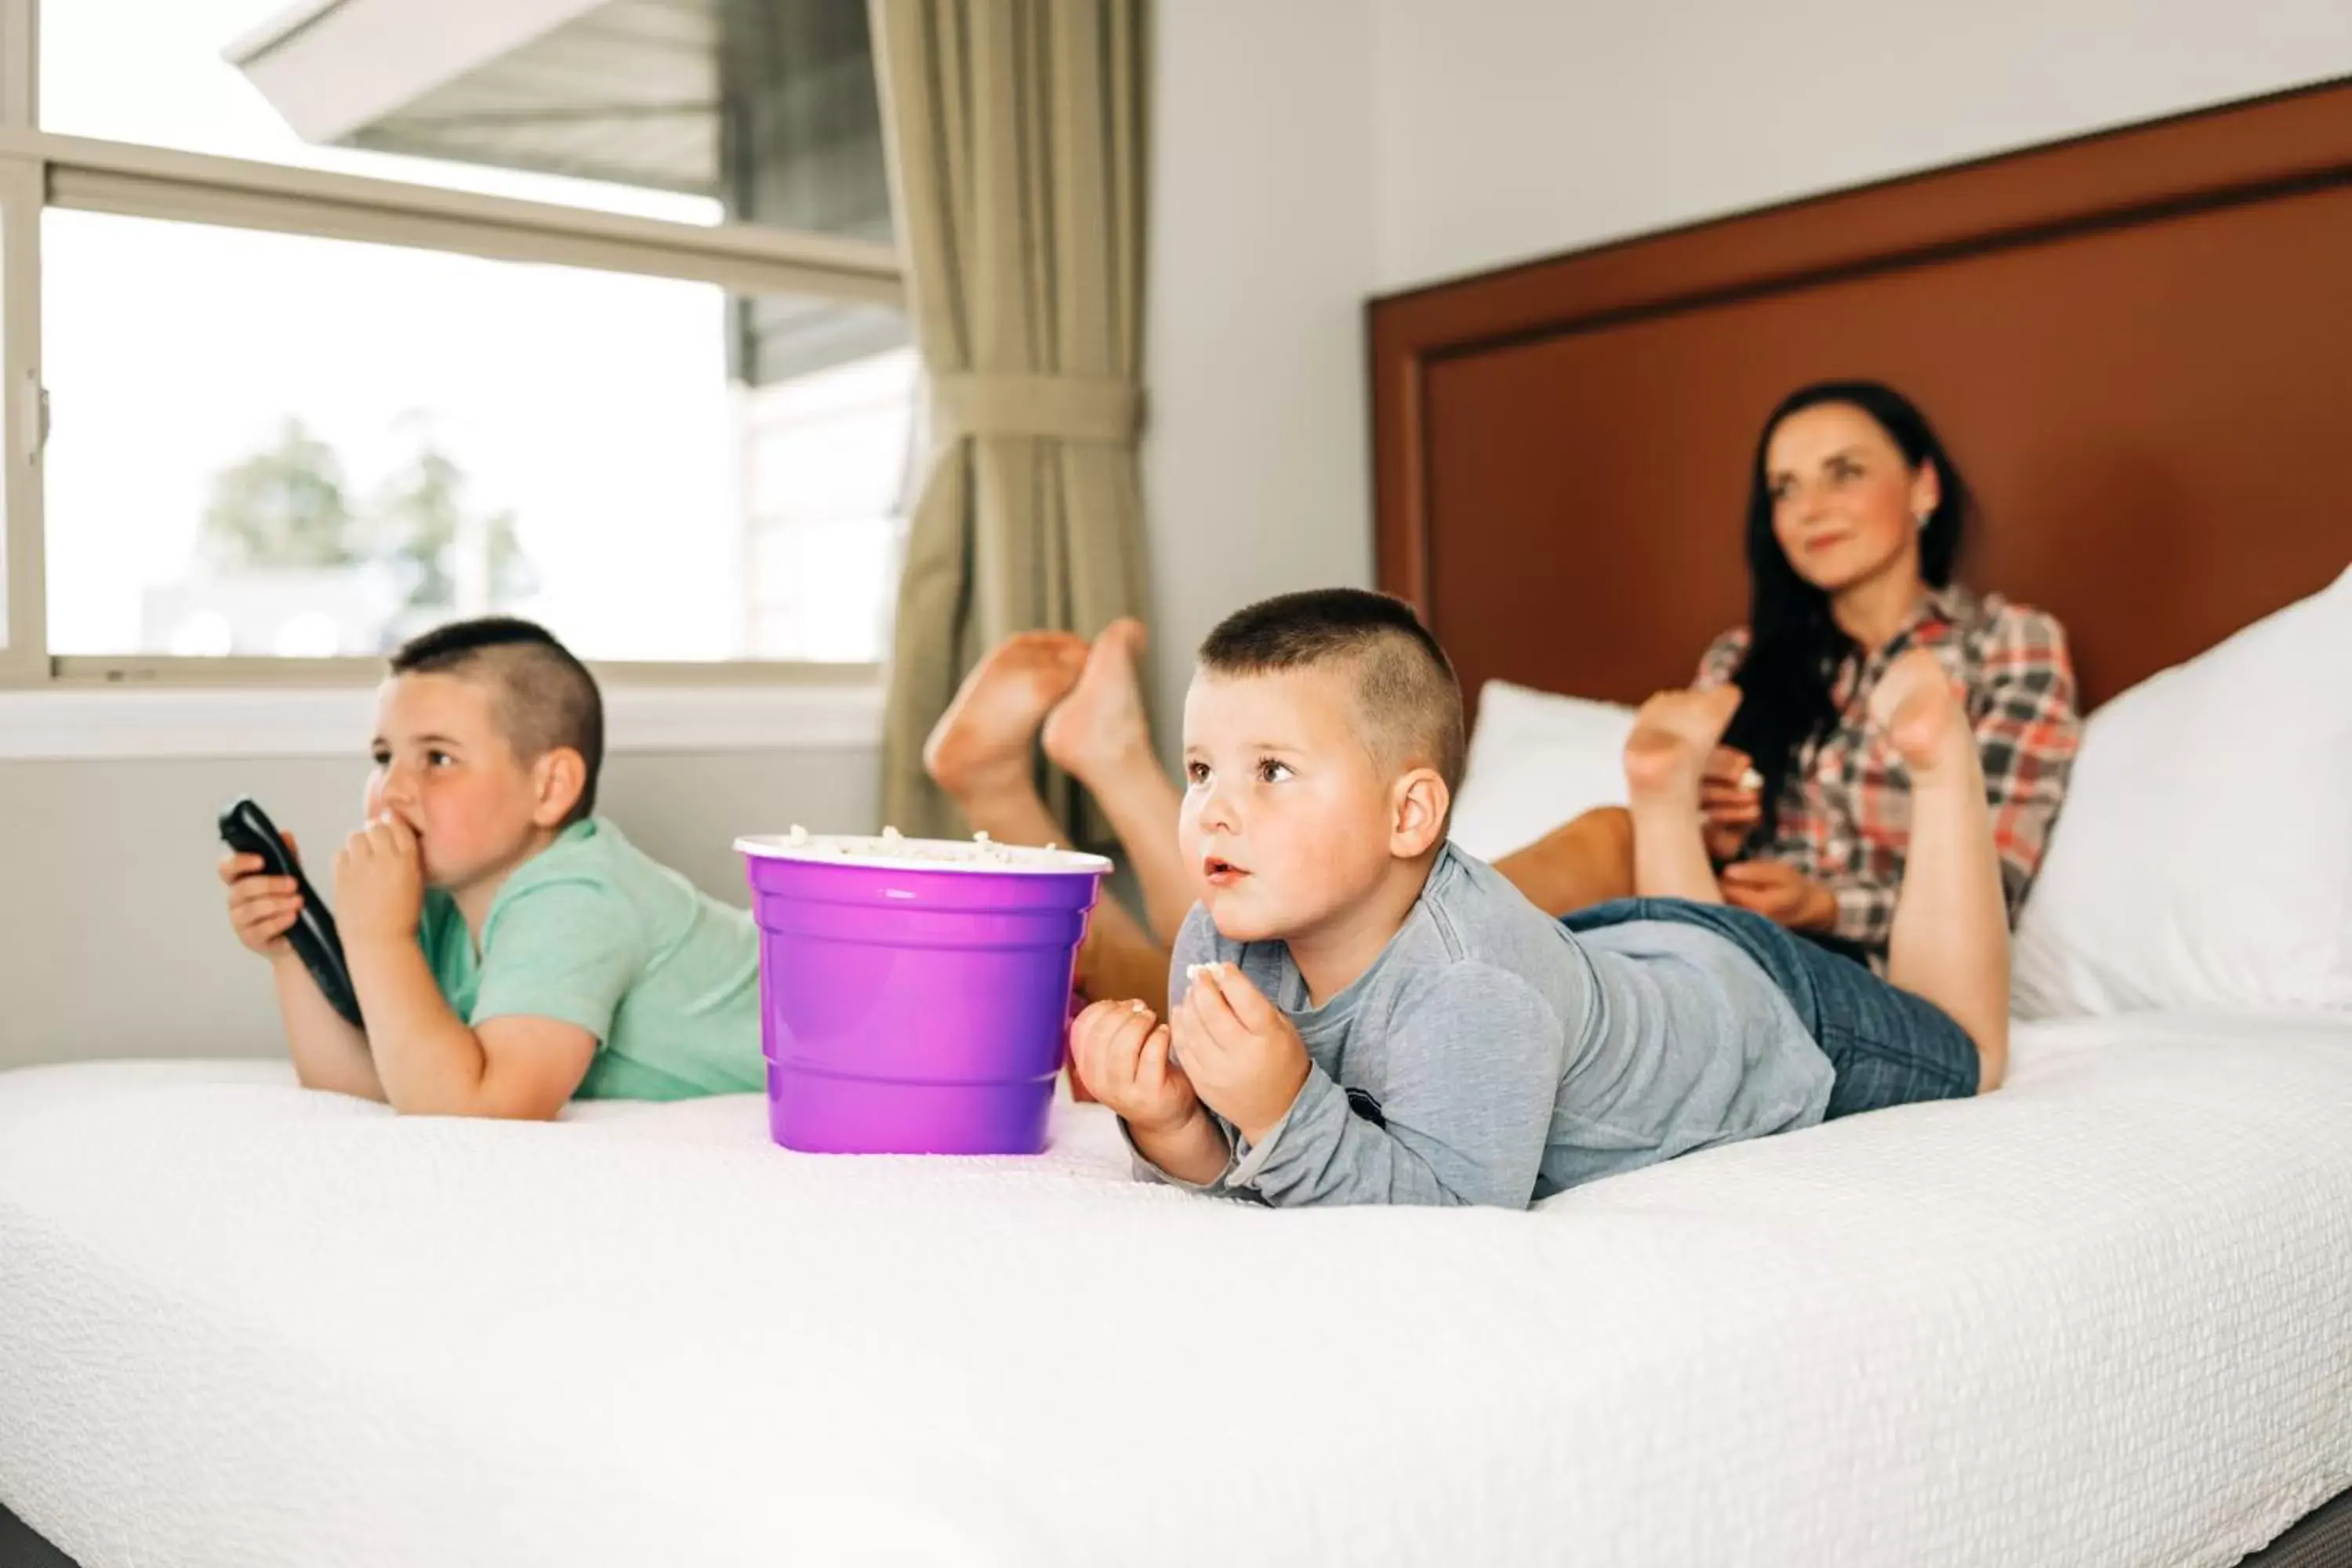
1621, 686, 1743, 904
922, 630, 1089, 838
1043, 619, 1193, 945
1871, 648, 2011, 1090
923, 629, 1173, 1006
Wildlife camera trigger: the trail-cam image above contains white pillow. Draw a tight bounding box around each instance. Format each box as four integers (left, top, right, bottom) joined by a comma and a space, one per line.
2013, 564, 2352, 1018
1449, 680, 1636, 862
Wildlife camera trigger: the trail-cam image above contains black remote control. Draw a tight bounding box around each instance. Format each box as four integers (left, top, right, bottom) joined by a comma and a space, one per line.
219, 798, 365, 1029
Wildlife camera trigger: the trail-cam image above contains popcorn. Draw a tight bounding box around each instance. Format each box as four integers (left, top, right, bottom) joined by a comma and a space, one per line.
744, 829, 1105, 873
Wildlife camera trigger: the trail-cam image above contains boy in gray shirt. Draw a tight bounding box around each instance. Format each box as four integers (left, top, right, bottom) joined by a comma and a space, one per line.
1069, 589, 2007, 1208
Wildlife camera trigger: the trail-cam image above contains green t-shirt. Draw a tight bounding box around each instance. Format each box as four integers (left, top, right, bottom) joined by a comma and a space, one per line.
417, 818, 763, 1102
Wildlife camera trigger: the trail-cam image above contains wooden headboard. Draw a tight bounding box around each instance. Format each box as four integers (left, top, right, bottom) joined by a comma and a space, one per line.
1370, 79, 2352, 716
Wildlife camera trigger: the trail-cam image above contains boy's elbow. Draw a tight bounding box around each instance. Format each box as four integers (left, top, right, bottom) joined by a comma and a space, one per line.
384, 1021, 592, 1120
1460, 1175, 1538, 1212
480, 1080, 572, 1121
390, 1079, 567, 1121
452, 1099, 564, 1123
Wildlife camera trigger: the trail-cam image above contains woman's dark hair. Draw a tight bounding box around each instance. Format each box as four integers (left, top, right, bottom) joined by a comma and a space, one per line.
1721, 380, 1972, 840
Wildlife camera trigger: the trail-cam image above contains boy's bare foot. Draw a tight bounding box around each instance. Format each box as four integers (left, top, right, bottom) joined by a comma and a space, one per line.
1622, 685, 1744, 804
923, 631, 1089, 800
1042, 619, 1155, 782
1871, 646, 2008, 1088
1867, 648, 1975, 780
1622, 686, 1742, 902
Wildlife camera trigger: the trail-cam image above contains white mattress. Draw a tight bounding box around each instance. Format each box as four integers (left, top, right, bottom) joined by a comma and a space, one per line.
2, 1011, 2348, 1568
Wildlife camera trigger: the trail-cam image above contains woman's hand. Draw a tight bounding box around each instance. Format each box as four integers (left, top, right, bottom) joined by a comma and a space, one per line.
1719, 860, 1836, 931
1700, 746, 1762, 862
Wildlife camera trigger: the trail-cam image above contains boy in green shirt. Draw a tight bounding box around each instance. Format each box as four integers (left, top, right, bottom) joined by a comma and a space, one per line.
218, 618, 764, 1118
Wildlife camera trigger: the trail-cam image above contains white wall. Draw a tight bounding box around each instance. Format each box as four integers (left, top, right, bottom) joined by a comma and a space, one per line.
1372, 0, 2352, 292
1139, 0, 1379, 745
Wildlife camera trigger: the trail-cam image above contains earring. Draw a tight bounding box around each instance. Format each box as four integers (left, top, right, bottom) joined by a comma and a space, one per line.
1915, 510, 1931, 530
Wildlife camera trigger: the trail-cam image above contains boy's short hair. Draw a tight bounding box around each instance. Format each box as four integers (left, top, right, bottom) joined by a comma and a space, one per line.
1197, 588, 1466, 794
389, 616, 604, 826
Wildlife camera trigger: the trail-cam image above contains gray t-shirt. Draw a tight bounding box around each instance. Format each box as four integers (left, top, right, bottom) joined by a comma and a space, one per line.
1138, 843, 1835, 1208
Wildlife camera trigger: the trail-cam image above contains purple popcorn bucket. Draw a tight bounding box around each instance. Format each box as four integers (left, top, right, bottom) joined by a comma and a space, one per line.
736, 833, 1112, 1155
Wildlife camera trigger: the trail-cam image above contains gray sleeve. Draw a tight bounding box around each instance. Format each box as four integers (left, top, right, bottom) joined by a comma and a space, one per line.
1125, 906, 1247, 1194
1228, 965, 1565, 1210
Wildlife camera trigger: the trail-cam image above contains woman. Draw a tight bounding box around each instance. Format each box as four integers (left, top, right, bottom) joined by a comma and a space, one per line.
923, 379, 2081, 994
1494, 379, 2082, 968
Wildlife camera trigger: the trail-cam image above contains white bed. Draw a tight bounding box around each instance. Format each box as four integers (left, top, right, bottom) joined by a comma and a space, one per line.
2, 1007, 2348, 1568
7, 565, 2344, 1567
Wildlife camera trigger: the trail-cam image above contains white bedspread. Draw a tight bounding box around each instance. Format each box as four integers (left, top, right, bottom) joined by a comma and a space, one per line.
2, 1011, 2348, 1568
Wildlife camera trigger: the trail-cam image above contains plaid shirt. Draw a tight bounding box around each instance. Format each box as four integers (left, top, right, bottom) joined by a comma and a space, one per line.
1696, 583, 2082, 957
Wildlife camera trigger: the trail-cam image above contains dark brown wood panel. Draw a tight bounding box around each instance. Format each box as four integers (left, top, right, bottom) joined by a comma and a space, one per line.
1371, 78, 2352, 714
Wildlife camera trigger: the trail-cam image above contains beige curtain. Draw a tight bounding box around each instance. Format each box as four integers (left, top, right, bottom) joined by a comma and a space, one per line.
870, 0, 1152, 842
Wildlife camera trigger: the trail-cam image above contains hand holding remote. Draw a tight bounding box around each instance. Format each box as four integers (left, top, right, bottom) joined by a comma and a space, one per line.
218, 799, 365, 1028
220, 834, 304, 958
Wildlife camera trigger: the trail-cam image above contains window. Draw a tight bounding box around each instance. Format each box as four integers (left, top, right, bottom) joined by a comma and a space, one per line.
39, 0, 726, 223
3, 0, 912, 681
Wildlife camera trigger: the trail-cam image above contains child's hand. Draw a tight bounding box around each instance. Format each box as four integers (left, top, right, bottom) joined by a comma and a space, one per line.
1070, 998, 1198, 1135
335, 815, 425, 943
1172, 963, 1310, 1146
219, 834, 303, 959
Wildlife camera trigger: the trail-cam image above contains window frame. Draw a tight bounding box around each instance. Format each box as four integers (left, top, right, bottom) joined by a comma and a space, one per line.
0, 0, 905, 694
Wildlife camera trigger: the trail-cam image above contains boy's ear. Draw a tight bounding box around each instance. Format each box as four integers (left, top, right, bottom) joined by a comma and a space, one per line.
529, 746, 588, 829
1388, 768, 1450, 860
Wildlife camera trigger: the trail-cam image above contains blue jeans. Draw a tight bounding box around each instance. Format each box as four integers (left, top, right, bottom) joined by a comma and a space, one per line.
1562, 898, 1981, 1119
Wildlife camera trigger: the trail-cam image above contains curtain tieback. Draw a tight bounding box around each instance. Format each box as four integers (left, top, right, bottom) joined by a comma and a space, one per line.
931, 372, 1142, 445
